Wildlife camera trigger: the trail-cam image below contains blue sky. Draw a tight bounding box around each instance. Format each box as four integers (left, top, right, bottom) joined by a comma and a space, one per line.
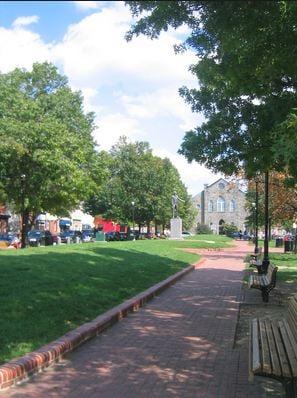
0, 0, 222, 194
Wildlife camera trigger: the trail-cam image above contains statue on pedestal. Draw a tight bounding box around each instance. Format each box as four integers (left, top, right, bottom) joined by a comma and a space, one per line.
172, 191, 184, 218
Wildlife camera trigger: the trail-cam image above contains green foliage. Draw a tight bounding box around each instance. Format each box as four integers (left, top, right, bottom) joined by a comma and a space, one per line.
223, 223, 238, 237
126, 1, 297, 180
0, 62, 105, 218
196, 223, 212, 234
84, 136, 193, 228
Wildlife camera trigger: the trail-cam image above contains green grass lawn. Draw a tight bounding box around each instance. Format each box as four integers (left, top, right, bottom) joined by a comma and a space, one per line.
0, 234, 232, 364
269, 252, 297, 283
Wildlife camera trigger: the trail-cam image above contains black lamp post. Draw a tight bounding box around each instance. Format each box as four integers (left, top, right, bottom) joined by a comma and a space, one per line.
251, 202, 257, 252
262, 170, 270, 272
254, 177, 259, 254
20, 174, 26, 249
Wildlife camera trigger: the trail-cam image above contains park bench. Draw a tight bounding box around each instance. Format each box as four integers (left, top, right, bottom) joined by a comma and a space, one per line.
248, 263, 278, 302
249, 294, 297, 397
249, 247, 263, 270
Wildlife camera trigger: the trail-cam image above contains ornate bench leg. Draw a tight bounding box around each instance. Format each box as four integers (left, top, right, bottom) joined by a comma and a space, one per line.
284, 379, 297, 398
261, 289, 269, 303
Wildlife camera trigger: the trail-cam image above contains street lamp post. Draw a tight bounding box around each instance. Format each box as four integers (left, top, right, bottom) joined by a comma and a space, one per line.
254, 177, 259, 254
251, 202, 257, 253
131, 201, 135, 240
293, 222, 297, 254
262, 170, 270, 272
20, 174, 26, 249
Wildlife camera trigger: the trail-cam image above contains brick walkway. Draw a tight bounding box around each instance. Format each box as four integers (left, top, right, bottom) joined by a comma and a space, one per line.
3, 240, 284, 397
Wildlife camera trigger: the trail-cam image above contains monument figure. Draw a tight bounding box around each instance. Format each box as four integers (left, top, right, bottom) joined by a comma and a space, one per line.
172, 191, 184, 218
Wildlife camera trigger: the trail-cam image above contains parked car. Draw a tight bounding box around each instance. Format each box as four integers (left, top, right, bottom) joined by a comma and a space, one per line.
81, 230, 95, 243
27, 230, 55, 247
105, 231, 121, 241
130, 231, 140, 240
182, 231, 192, 237
51, 234, 60, 245
60, 230, 82, 244
0, 233, 21, 249
119, 232, 128, 241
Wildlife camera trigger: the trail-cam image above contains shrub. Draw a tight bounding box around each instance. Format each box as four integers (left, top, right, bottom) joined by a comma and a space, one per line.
223, 223, 238, 237
196, 223, 212, 234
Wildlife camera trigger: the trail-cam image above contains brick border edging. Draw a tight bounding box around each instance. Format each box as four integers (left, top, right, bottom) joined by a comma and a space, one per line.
0, 262, 201, 390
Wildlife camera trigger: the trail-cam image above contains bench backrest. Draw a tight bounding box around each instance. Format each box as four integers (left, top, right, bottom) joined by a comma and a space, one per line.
287, 294, 297, 341
266, 264, 277, 281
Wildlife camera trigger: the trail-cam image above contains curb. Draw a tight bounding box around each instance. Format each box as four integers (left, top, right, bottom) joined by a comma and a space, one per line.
0, 264, 197, 390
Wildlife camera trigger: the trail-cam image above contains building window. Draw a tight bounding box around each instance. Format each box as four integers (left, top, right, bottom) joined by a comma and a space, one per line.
217, 196, 225, 212
218, 182, 225, 189
230, 199, 235, 212
208, 200, 214, 212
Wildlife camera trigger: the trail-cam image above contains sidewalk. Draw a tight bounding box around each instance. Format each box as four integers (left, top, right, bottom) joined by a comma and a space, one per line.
4, 240, 284, 397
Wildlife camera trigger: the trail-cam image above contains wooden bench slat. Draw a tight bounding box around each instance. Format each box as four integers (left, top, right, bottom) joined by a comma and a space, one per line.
251, 319, 261, 373
248, 264, 278, 303
271, 321, 292, 378
265, 320, 282, 377
259, 319, 272, 374
280, 319, 297, 378
250, 294, 297, 393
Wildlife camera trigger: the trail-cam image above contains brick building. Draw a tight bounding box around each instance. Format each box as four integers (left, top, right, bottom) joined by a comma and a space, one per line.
192, 178, 248, 234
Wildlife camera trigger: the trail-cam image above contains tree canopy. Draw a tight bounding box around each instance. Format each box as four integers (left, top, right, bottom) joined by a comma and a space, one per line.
126, 1, 297, 179
246, 171, 297, 229
84, 137, 195, 230
0, 62, 105, 220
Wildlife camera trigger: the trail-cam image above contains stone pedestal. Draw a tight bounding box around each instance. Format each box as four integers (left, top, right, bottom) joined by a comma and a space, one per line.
170, 218, 183, 240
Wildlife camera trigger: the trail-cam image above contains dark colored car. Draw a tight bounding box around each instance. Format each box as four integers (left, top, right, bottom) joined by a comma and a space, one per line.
119, 232, 128, 241
130, 231, 140, 240
105, 231, 121, 242
60, 230, 82, 244
0, 233, 21, 249
182, 231, 192, 237
27, 230, 54, 247
81, 230, 95, 243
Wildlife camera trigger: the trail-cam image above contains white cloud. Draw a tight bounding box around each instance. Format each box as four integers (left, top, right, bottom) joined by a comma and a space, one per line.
73, 1, 100, 11
12, 15, 39, 28
53, 2, 196, 88
153, 148, 223, 195
0, 26, 51, 72
119, 88, 204, 131
93, 113, 145, 150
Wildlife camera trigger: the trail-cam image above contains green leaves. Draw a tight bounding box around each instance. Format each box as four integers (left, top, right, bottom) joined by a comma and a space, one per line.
84, 137, 193, 229
126, 1, 297, 180
0, 62, 103, 217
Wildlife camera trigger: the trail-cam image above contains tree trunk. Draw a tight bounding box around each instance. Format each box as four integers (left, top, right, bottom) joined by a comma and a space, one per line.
21, 208, 29, 249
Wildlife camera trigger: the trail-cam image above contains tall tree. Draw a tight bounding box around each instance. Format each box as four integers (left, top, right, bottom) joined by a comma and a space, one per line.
0, 62, 105, 245
246, 172, 297, 228
126, 1, 297, 179
84, 137, 192, 230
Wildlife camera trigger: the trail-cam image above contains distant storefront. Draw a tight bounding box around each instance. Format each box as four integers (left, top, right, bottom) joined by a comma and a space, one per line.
0, 205, 11, 233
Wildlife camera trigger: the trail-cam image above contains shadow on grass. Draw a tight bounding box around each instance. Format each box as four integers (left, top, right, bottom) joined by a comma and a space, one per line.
0, 245, 196, 364
269, 253, 297, 282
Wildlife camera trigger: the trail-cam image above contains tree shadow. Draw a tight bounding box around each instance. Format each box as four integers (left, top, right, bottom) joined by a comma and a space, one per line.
0, 245, 193, 364
4, 266, 276, 398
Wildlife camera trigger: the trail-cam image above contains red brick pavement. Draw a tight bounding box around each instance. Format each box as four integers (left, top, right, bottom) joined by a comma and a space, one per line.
2, 240, 284, 397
